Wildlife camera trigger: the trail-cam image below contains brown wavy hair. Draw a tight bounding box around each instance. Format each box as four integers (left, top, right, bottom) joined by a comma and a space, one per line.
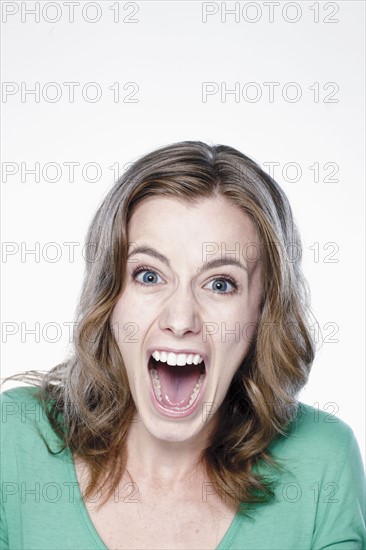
3, 140, 315, 512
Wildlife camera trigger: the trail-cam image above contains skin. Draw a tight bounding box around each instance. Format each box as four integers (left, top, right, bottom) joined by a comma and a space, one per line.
110, 194, 262, 489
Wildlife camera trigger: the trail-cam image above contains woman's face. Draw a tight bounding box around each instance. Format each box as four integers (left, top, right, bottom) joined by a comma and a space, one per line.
110, 194, 262, 443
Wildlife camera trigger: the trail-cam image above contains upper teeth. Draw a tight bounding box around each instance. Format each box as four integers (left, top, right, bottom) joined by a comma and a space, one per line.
152, 350, 203, 366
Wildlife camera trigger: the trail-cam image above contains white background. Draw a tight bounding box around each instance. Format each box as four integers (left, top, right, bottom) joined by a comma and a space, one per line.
1, 1, 365, 463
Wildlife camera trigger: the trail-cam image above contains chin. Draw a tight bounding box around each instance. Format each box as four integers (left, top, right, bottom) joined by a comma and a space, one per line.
140, 411, 212, 444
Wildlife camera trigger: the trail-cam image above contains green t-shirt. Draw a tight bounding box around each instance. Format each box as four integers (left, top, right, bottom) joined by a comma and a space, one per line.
1, 386, 365, 550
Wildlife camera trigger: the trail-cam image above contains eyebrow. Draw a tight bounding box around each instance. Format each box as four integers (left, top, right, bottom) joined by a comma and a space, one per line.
127, 245, 248, 274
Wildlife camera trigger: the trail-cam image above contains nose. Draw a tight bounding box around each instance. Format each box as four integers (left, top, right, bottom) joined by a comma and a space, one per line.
158, 286, 202, 337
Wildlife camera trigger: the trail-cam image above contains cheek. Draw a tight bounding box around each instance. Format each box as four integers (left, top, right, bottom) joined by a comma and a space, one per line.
110, 298, 126, 333
208, 302, 260, 366
219, 302, 259, 340
111, 289, 141, 325
110, 292, 153, 352
110, 296, 135, 347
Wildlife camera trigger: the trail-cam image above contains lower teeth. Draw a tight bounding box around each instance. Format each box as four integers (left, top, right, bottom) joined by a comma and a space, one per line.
150, 368, 204, 410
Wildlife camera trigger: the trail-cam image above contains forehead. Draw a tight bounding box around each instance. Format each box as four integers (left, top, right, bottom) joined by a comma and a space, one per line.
128, 195, 258, 246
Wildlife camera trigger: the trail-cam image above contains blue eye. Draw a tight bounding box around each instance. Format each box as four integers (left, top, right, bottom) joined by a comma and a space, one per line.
132, 266, 238, 296
133, 268, 163, 286
205, 277, 237, 295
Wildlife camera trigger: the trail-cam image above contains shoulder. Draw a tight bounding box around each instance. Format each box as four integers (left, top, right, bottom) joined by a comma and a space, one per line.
269, 401, 364, 481
1, 385, 43, 426
0, 385, 61, 450
279, 400, 358, 452
290, 400, 355, 448
1, 384, 42, 406
274, 402, 355, 457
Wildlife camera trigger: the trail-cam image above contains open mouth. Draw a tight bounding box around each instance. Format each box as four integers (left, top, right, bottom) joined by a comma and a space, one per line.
148, 351, 206, 412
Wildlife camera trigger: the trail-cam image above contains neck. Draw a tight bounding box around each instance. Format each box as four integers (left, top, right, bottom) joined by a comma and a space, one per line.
124, 415, 215, 491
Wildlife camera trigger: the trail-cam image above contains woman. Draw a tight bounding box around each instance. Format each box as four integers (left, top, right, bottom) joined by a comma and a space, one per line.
1, 141, 365, 549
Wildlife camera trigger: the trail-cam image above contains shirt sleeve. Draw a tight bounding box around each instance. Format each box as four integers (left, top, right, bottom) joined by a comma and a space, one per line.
311, 428, 366, 549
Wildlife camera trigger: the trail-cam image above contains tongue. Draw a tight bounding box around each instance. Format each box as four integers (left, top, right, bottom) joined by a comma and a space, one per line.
152, 359, 202, 408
